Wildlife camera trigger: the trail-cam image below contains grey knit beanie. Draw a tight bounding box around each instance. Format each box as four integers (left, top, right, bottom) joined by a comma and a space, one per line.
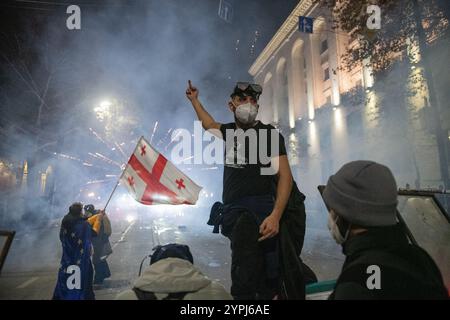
322, 160, 398, 227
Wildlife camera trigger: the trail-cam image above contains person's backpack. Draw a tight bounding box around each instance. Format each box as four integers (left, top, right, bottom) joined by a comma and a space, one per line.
150, 243, 193, 265
133, 243, 196, 300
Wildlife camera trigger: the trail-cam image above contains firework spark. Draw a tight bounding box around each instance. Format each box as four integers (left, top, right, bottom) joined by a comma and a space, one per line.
165, 129, 182, 151
150, 121, 158, 144
114, 141, 128, 161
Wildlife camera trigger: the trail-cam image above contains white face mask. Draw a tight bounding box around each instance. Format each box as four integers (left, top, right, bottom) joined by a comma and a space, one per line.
234, 102, 258, 124
327, 213, 347, 245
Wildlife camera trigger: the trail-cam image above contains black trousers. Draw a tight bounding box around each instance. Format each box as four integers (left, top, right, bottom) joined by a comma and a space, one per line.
230, 211, 279, 300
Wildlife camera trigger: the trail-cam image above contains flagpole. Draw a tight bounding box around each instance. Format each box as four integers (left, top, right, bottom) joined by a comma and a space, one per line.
103, 169, 125, 211
103, 136, 143, 211
103, 174, 125, 211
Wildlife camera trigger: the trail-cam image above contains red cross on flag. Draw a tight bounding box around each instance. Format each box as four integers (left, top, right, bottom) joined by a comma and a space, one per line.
120, 136, 202, 205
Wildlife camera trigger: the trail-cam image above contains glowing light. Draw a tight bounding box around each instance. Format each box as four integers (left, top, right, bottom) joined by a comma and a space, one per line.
289, 115, 295, 129
94, 100, 113, 122
333, 107, 338, 111
365, 90, 379, 128
297, 117, 302, 121
363, 57, 374, 88
411, 65, 416, 70
100, 100, 112, 109
152, 194, 170, 203
334, 107, 343, 131
126, 215, 136, 223
118, 193, 138, 208
88, 192, 95, 198
289, 133, 297, 142
308, 120, 318, 157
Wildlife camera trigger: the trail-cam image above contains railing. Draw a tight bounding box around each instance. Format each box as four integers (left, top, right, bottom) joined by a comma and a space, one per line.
0, 230, 15, 275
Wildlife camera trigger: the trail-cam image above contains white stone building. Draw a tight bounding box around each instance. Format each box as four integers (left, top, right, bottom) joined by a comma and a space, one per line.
248, 0, 445, 204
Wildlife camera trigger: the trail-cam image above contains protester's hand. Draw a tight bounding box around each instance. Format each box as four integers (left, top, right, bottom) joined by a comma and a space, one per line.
258, 214, 280, 241
186, 80, 199, 101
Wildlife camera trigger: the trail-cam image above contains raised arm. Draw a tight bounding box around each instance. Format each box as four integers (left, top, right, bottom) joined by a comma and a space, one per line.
186, 80, 222, 135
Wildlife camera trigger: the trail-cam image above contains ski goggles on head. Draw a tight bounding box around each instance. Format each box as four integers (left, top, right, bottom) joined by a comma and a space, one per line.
231, 82, 262, 100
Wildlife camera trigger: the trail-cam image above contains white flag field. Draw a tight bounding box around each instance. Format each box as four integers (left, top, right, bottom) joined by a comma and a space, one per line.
119, 136, 202, 205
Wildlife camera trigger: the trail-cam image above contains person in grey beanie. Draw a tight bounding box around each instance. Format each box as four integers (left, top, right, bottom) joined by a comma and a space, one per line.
322, 160, 448, 300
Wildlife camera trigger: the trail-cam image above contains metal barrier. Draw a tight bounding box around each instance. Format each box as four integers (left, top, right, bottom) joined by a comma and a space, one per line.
0, 230, 15, 275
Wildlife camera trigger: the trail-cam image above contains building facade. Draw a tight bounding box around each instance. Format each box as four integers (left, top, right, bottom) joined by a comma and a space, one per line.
249, 0, 446, 207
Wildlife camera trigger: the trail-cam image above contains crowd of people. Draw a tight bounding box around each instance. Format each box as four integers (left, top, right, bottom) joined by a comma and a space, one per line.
52, 81, 448, 300
53, 203, 112, 300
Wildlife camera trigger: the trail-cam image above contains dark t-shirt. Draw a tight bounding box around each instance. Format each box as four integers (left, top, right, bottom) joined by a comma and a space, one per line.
219, 121, 287, 204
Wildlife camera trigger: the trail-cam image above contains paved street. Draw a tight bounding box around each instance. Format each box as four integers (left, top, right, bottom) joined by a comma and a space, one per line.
0, 206, 344, 300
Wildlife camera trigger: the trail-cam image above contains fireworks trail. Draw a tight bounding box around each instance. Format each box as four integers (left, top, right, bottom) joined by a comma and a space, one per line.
165, 129, 182, 151
150, 121, 158, 144
89, 128, 111, 149
88, 152, 121, 168
53, 152, 83, 162
95, 152, 122, 168
157, 128, 173, 148
181, 155, 194, 162
89, 128, 127, 165
85, 178, 115, 185
49, 151, 109, 170
114, 141, 128, 161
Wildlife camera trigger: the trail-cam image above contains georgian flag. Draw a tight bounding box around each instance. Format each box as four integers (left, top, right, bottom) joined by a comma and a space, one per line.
120, 137, 202, 205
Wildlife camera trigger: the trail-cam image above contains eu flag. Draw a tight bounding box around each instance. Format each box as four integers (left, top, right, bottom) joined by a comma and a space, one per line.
52, 215, 95, 300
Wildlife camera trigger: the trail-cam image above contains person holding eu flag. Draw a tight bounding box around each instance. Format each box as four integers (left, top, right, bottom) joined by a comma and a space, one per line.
52, 202, 104, 300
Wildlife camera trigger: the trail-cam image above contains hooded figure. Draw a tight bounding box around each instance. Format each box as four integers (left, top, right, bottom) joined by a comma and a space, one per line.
116, 243, 232, 300
84, 204, 112, 285
53, 202, 102, 300
323, 161, 448, 300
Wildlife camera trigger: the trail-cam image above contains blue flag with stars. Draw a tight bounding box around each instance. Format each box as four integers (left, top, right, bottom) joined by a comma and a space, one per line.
299, 16, 314, 33
53, 215, 95, 300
